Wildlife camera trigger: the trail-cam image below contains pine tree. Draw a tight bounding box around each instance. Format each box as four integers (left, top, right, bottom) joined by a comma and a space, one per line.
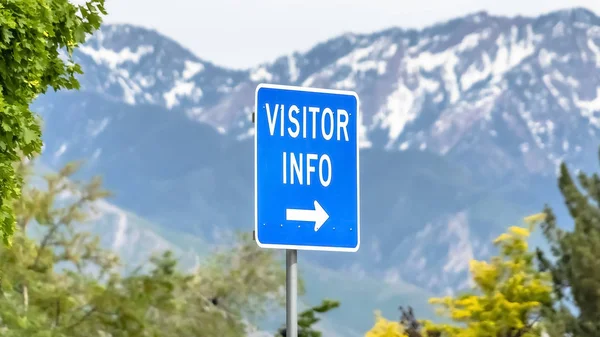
277, 299, 340, 337
537, 157, 600, 337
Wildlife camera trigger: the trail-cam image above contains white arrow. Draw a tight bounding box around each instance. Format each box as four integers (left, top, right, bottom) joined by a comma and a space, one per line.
286, 200, 330, 232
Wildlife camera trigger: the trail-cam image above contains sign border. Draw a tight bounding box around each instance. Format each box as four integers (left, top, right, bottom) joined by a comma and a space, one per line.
254, 83, 361, 252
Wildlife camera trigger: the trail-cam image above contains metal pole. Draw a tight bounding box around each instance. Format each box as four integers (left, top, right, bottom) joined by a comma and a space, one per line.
286, 249, 298, 337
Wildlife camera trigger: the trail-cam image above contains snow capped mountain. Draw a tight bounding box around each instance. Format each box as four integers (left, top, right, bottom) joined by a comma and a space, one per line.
74, 24, 248, 128
71, 8, 600, 178
31, 9, 600, 331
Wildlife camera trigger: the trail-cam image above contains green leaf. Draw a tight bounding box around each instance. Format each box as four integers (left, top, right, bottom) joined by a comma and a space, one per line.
22, 127, 35, 145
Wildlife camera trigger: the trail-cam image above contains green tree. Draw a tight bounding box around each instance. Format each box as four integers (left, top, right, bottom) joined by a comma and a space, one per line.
0, 0, 106, 246
1, 160, 288, 336
161, 232, 289, 337
0, 160, 117, 336
537, 158, 600, 337
277, 299, 340, 337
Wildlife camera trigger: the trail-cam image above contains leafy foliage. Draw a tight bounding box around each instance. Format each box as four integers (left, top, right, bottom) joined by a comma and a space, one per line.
1, 159, 115, 336
0, 0, 106, 245
365, 311, 407, 337
537, 156, 600, 337
277, 299, 340, 337
424, 220, 553, 337
0, 159, 288, 336
366, 218, 553, 337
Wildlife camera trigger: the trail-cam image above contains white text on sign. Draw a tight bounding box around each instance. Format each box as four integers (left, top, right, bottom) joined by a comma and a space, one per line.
265, 104, 350, 141
265, 103, 349, 188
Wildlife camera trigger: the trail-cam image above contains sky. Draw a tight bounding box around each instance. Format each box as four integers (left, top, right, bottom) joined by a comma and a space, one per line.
99, 0, 600, 70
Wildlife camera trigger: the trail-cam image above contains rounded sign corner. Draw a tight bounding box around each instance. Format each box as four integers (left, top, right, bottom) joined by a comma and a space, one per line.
255, 83, 268, 96
253, 230, 269, 249
349, 91, 360, 107
254, 238, 267, 248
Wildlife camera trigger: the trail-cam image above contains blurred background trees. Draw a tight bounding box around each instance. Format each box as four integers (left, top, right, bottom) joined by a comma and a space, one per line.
0, 158, 298, 336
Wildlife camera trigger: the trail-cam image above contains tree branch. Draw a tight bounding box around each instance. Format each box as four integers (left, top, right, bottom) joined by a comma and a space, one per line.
64, 306, 97, 331
54, 299, 61, 327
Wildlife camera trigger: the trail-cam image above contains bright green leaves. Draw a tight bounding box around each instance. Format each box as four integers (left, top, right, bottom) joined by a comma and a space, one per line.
0, 0, 106, 245
276, 299, 340, 337
0, 159, 113, 337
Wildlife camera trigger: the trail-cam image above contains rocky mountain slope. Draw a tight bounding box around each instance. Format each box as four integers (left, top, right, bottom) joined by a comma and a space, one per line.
66, 8, 600, 178
30, 7, 600, 335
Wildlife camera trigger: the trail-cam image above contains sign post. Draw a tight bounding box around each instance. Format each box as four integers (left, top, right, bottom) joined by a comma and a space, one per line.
254, 83, 360, 337
286, 249, 297, 337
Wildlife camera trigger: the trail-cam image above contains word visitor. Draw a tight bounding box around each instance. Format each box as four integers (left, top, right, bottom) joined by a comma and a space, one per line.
264, 103, 350, 188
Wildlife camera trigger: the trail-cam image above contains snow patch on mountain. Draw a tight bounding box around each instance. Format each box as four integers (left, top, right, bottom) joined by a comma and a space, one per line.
250, 66, 273, 82
375, 82, 422, 147
79, 44, 154, 69
183, 60, 205, 79
574, 87, 600, 126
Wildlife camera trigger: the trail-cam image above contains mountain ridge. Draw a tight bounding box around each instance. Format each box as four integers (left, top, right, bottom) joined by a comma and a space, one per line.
66, 7, 600, 182
31, 7, 600, 335
97, 7, 598, 71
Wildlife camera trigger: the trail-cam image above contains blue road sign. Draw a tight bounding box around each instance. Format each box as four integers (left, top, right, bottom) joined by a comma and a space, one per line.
254, 83, 360, 252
